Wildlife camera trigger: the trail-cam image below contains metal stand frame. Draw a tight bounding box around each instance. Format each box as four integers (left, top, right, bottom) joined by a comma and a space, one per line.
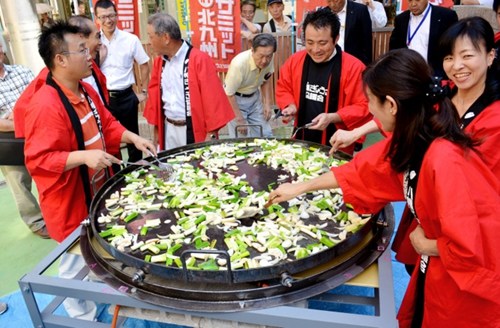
19, 228, 398, 328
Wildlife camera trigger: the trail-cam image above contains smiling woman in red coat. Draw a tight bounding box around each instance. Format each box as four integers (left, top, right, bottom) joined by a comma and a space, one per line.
494, 0, 500, 47
269, 48, 500, 327
392, 16, 500, 275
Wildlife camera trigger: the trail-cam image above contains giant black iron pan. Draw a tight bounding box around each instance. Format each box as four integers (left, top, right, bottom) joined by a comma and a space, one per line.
80, 206, 393, 312
87, 137, 383, 285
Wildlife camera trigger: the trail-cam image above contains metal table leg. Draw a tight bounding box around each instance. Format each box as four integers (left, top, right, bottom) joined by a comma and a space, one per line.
19, 227, 398, 328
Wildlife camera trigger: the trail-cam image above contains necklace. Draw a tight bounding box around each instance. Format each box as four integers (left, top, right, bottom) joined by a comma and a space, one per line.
453, 97, 471, 117
454, 94, 481, 117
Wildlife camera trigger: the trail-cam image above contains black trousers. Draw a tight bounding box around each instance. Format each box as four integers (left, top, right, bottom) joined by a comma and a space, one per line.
108, 88, 141, 162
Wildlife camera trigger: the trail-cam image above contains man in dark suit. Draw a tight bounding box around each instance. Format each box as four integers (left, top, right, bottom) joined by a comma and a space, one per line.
389, 0, 458, 77
327, 0, 373, 65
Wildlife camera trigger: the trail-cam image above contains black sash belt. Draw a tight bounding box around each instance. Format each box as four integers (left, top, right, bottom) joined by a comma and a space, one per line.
46, 73, 107, 210
404, 156, 427, 328
46, 73, 92, 210
161, 42, 195, 144
92, 69, 109, 108
297, 45, 342, 143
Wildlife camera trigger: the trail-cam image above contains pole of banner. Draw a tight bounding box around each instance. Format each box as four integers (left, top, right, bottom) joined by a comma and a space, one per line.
182, 0, 192, 43
291, 0, 295, 54
73, 0, 79, 15
0, 0, 44, 73
88, 0, 94, 20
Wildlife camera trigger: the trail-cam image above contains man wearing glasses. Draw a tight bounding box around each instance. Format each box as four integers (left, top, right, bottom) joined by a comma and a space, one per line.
24, 21, 155, 320
14, 15, 110, 138
95, 0, 150, 162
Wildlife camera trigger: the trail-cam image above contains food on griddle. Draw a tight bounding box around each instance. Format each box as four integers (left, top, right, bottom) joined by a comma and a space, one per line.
97, 139, 370, 270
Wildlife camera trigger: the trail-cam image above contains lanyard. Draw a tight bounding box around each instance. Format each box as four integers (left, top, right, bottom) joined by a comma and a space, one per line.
406, 5, 431, 47
46, 73, 96, 209
80, 86, 106, 153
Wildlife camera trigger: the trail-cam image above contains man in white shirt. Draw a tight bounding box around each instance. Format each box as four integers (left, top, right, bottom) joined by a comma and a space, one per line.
389, 0, 457, 77
355, 0, 387, 28
95, 0, 150, 162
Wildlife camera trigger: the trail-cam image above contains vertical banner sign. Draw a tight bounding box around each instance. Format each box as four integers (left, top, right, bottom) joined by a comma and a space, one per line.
189, 0, 241, 73
176, 0, 190, 33
115, 0, 140, 37
296, 0, 325, 25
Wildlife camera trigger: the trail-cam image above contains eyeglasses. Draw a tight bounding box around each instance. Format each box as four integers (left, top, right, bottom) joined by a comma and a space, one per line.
97, 13, 117, 21
60, 48, 90, 57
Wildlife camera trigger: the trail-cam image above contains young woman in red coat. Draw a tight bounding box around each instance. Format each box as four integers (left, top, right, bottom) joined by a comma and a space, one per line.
494, 0, 500, 48
269, 48, 500, 327
393, 16, 500, 273
329, 17, 500, 276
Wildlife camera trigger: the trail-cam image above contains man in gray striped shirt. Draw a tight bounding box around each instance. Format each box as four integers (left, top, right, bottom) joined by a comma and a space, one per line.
0, 43, 48, 239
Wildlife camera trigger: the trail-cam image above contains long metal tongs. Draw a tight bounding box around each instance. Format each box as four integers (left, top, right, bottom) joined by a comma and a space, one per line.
146, 150, 175, 180
291, 122, 313, 139
121, 151, 175, 181
121, 159, 157, 168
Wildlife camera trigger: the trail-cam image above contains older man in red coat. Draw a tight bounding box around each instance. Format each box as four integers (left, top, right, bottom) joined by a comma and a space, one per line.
143, 13, 234, 151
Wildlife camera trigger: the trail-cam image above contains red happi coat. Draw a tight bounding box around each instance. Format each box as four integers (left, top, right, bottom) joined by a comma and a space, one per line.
13, 68, 48, 138
143, 48, 235, 150
14, 60, 108, 138
24, 82, 125, 242
332, 138, 500, 327
393, 100, 500, 265
275, 50, 371, 152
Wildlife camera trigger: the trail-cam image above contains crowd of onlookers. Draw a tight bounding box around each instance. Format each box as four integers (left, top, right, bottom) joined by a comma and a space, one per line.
1, 0, 500, 325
